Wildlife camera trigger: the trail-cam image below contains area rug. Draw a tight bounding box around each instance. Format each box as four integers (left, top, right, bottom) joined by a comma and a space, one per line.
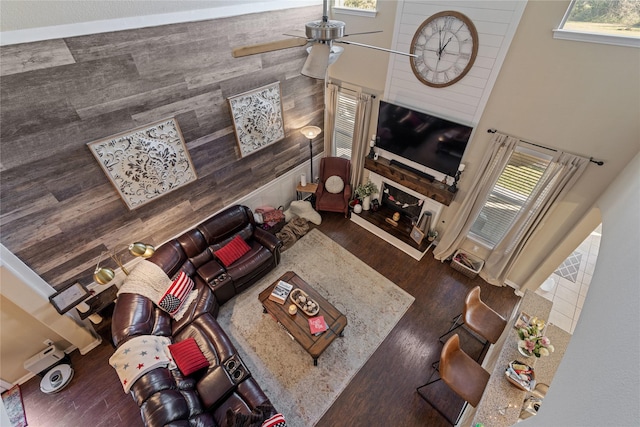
554, 250, 583, 283
217, 229, 414, 427
1, 385, 27, 427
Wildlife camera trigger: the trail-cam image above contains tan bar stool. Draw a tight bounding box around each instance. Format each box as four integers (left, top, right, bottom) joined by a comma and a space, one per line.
417, 334, 490, 425
439, 286, 507, 359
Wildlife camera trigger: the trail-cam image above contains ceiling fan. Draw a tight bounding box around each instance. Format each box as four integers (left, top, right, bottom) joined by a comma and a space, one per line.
232, 0, 415, 79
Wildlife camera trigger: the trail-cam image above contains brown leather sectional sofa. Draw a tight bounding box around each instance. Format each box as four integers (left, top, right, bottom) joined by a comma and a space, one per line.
111, 205, 283, 426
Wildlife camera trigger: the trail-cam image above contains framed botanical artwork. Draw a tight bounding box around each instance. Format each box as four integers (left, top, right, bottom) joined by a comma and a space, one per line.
87, 118, 197, 209
49, 282, 90, 314
228, 82, 285, 157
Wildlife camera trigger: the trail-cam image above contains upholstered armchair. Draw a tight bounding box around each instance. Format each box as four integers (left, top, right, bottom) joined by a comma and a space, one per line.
314, 157, 352, 217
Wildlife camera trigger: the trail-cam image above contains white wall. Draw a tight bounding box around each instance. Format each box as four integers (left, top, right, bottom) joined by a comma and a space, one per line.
0, 0, 321, 45
525, 153, 640, 426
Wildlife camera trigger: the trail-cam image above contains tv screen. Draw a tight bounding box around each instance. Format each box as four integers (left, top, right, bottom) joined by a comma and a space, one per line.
375, 100, 472, 177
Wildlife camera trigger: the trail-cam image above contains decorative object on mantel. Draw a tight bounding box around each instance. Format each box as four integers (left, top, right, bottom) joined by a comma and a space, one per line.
87, 117, 197, 210
300, 125, 322, 181
93, 242, 156, 285
228, 82, 285, 158
516, 316, 554, 358
367, 134, 376, 159
354, 180, 378, 211
448, 163, 465, 193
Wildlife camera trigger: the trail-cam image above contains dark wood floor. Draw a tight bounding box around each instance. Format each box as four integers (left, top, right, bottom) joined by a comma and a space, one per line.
20, 212, 520, 426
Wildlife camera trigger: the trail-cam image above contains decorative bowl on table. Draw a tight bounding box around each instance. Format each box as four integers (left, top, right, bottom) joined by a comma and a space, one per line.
289, 288, 320, 316
505, 360, 536, 391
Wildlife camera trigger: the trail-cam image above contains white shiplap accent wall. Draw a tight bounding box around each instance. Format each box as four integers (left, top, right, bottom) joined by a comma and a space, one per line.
384, 0, 527, 126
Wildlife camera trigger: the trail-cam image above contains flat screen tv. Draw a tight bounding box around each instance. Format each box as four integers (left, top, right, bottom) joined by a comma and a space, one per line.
375, 100, 472, 177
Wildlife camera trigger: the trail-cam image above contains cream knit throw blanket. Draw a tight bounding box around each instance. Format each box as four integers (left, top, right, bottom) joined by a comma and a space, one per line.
118, 260, 197, 322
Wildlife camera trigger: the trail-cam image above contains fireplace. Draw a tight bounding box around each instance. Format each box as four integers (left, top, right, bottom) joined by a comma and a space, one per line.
381, 182, 423, 221
351, 171, 445, 260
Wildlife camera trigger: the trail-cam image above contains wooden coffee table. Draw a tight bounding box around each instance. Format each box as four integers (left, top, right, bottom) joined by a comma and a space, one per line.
259, 271, 347, 366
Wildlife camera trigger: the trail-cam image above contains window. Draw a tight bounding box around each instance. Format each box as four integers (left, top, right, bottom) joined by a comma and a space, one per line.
335, 0, 376, 11
333, 90, 357, 159
469, 146, 553, 249
554, 0, 640, 47
334, 0, 377, 17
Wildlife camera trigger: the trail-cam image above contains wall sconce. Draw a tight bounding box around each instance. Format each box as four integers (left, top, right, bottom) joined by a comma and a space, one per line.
300, 125, 322, 182
448, 163, 466, 193
93, 242, 155, 285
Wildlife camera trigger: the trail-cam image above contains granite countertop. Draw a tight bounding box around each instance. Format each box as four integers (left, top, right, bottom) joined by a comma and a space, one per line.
465, 290, 572, 427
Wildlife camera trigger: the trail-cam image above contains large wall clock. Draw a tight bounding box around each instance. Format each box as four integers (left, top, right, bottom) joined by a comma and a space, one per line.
410, 11, 479, 88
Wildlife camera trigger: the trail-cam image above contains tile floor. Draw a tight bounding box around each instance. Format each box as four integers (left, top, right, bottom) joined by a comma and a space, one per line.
536, 224, 601, 334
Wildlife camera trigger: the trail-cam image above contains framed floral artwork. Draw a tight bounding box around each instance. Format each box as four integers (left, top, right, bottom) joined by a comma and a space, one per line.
228, 82, 285, 157
87, 118, 197, 209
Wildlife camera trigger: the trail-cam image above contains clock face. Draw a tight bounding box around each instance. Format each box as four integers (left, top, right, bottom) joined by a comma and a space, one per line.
410, 11, 478, 88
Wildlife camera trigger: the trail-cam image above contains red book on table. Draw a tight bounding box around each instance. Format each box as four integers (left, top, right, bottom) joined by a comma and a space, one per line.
308, 316, 328, 335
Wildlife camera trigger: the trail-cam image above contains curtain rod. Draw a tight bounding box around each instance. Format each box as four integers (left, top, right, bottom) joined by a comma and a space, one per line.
487, 129, 604, 166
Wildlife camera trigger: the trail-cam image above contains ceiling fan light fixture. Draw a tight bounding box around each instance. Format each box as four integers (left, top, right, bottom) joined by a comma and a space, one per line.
305, 20, 345, 41
301, 43, 331, 79
306, 45, 344, 65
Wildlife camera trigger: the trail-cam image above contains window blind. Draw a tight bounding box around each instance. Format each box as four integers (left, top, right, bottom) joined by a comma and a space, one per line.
469, 147, 552, 248
334, 91, 356, 159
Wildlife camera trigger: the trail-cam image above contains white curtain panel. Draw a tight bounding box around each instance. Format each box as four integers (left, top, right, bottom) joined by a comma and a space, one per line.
349, 92, 373, 190
433, 133, 518, 262
481, 152, 589, 286
323, 83, 338, 156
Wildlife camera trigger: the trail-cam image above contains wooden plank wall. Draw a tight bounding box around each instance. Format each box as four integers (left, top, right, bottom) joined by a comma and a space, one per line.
0, 6, 324, 290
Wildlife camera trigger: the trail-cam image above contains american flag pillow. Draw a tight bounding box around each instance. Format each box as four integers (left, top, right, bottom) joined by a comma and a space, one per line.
158, 271, 194, 315
261, 413, 286, 427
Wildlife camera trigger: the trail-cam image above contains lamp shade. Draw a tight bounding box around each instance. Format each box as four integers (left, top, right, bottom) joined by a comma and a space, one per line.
301, 43, 330, 79
129, 242, 155, 258
300, 125, 322, 139
94, 267, 115, 285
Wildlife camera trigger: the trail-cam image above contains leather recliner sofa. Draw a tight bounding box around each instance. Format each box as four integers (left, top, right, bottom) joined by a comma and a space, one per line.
111, 205, 283, 426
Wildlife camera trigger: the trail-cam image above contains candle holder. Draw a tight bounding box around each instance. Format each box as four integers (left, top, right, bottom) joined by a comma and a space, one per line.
367, 136, 376, 159
448, 164, 465, 193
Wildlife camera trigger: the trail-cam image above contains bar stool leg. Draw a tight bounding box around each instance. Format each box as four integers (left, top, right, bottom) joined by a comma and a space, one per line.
438, 313, 464, 343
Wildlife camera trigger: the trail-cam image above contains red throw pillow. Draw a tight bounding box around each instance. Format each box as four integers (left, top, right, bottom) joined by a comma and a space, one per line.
168, 337, 209, 376
214, 235, 251, 267
158, 271, 194, 315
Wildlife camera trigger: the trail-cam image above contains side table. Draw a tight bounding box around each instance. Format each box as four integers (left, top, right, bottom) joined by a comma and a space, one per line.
77, 284, 118, 347
296, 182, 318, 201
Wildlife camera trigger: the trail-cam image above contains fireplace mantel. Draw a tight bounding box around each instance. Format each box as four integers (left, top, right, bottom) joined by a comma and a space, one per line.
364, 157, 455, 206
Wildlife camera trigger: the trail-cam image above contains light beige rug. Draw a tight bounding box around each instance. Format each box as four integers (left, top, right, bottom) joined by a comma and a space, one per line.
216, 229, 415, 427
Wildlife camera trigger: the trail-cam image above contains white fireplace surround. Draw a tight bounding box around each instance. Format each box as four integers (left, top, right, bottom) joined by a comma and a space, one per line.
351, 171, 444, 260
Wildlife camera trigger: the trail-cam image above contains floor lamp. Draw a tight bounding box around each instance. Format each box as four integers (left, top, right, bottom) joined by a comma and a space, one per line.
300, 126, 322, 183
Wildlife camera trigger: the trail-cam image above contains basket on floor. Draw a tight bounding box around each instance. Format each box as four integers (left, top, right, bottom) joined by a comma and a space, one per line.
451, 250, 484, 279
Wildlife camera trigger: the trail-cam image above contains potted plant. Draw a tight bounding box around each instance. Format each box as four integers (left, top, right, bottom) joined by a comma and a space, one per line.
354, 181, 379, 211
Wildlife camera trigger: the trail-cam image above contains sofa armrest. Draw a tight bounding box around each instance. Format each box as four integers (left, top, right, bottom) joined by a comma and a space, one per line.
111, 293, 172, 347
253, 227, 282, 255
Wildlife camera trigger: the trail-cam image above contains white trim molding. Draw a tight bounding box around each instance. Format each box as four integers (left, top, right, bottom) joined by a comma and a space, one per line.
553, 29, 640, 48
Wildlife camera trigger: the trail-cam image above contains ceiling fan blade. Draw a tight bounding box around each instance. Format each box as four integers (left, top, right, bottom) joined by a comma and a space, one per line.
342, 30, 383, 37
301, 43, 331, 79
335, 40, 417, 58
232, 38, 308, 58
